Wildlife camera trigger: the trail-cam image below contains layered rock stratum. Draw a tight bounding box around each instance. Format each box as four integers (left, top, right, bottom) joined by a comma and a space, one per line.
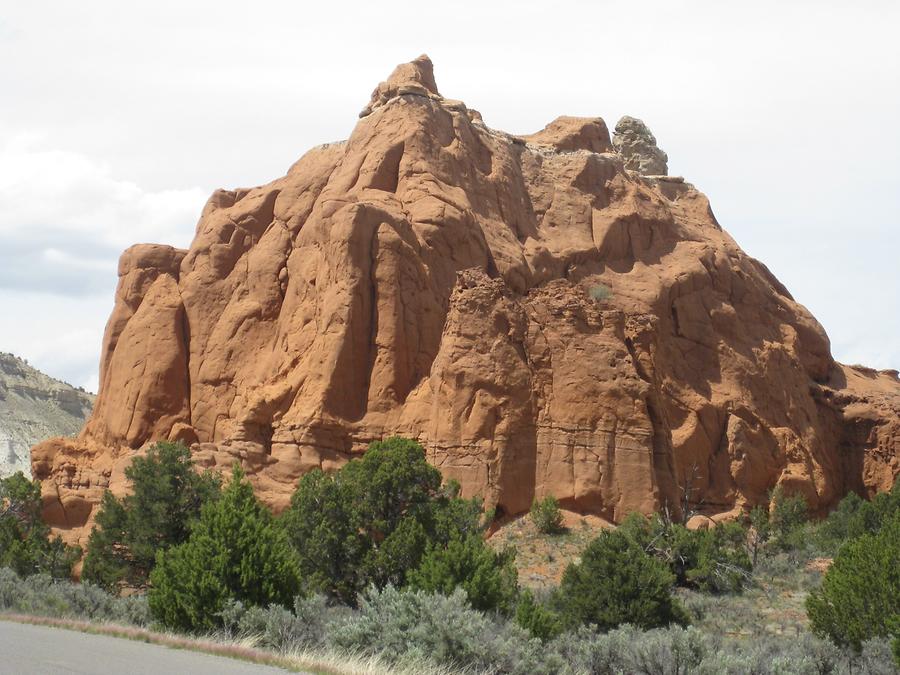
0, 353, 94, 478
32, 56, 900, 546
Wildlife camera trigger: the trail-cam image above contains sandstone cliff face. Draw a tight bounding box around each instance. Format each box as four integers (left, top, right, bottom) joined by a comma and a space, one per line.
0, 353, 94, 478
32, 56, 900, 546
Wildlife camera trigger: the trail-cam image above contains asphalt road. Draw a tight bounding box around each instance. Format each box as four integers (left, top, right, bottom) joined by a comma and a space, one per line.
0, 620, 292, 674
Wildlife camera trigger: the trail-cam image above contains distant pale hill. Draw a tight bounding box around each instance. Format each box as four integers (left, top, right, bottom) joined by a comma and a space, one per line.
0, 353, 94, 477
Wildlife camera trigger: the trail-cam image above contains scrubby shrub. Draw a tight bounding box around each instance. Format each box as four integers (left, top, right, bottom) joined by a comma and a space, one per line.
685, 523, 752, 593
550, 624, 630, 674
622, 624, 707, 674
753, 549, 823, 592
556, 528, 688, 630
680, 591, 761, 638
515, 589, 563, 641
4, 564, 899, 673
853, 637, 900, 674
745, 486, 812, 561
893, 630, 900, 670
148, 465, 300, 632
815, 490, 866, 553
215, 597, 247, 639
83, 441, 221, 591
816, 479, 900, 555
548, 624, 708, 675
218, 594, 338, 651
549, 626, 899, 675
588, 283, 612, 303
769, 485, 810, 550
282, 437, 487, 605
747, 503, 771, 565
618, 513, 751, 593
0, 472, 79, 578
692, 633, 841, 675
0, 566, 150, 625
238, 604, 310, 653
280, 468, 362, 604
408, 534, 518, 613
807, 510, 900, 653
530, 496, 564, 534
328, 585, 555, 673
288, 593, 341, 649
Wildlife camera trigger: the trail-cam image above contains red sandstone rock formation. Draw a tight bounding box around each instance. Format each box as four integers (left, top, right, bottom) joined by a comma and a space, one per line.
32, 56, 900, 547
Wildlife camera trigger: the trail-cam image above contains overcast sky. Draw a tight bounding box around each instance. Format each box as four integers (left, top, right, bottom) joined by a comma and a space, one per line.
1, 1, 897, 392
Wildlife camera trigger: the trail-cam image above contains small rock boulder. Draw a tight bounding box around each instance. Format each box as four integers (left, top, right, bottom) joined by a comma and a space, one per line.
522, 116, 613, 154
612, 115, 668, 175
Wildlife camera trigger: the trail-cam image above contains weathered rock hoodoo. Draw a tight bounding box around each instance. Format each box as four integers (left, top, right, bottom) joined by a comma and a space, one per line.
32, 56, 900, 546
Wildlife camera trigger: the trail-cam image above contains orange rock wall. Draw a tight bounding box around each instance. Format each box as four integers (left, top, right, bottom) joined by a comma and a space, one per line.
32, 56, 900, 546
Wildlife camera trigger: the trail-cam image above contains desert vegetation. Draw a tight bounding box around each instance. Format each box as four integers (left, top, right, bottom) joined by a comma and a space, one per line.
0, 471, 79, 578
587, 283, 612, 303
530, 495, 565, 534
82, 441, 221, 591
2, 438, 899, 673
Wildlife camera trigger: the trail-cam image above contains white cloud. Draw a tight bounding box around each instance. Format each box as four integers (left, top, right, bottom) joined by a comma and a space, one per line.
0, 133, 206, 297
0, 132, 208, 388
0, 132, 204, 248
42, 248, 116, 273
0, 289, 111, 392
